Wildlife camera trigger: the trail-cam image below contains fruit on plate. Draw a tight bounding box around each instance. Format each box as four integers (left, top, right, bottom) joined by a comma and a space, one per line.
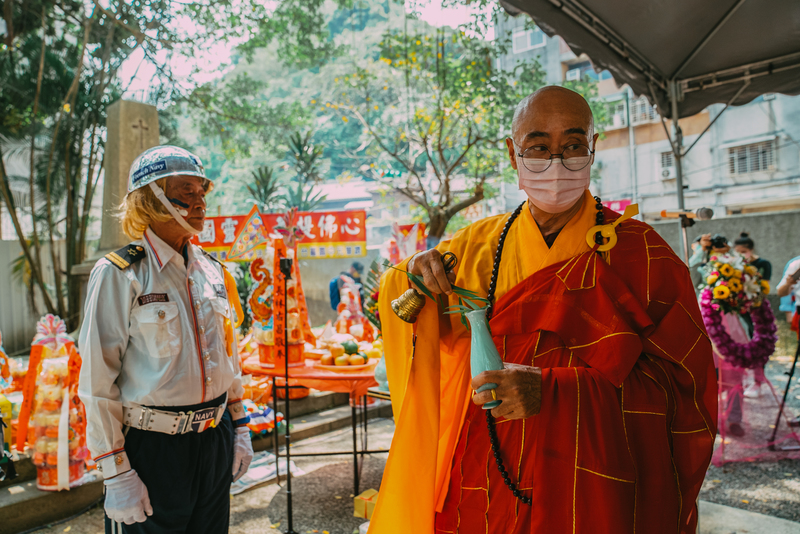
330, 344, 345, 358
365, 348, 381, 360
320, 354, 335, 366
348, 355, 366, 366
334, 355, 351, 366
357, 352, 369, 363
304, 349, 327, 361
342, 340, 359, 355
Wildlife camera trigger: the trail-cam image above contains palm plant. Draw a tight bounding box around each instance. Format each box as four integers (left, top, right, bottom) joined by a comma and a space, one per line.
246, 165, 284, 212
281, 130, 327, 211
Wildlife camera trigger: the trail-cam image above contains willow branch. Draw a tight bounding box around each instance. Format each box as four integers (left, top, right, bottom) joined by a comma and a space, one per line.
29, 7, 47, 286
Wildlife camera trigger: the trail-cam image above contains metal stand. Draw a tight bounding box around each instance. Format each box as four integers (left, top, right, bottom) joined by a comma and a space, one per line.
279, 257, 299, 534
768, 327, 800, 451
679, 213, 694, 265
272, 256, 388, 529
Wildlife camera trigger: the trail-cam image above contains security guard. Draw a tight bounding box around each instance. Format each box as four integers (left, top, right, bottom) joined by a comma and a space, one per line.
78, 146, 254, 533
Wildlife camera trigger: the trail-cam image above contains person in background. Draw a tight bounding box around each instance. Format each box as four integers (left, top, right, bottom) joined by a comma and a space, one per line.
689, 233, 730, 268
778, 255, 800, 322
329, 262, 365, 311
734, 232, 771, 281
732, 233, 773, 398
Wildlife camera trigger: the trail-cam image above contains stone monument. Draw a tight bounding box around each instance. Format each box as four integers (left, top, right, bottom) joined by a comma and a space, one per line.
98, 100, 160, 253
72, 100, 160, 306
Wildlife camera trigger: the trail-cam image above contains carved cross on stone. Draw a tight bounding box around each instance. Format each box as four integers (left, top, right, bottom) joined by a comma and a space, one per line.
131, 119, 149, 150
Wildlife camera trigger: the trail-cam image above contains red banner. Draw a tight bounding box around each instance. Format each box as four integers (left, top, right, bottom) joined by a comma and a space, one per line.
192, 209, 367, 260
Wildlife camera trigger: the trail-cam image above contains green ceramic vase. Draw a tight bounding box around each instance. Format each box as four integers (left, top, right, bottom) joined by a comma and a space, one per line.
466, 308, 503, 409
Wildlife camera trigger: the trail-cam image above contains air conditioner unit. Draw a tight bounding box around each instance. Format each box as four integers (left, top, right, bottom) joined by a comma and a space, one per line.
566, 68, 581, 81
661, 166, 677, 180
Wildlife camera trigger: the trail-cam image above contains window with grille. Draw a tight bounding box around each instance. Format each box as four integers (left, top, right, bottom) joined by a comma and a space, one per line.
630, 96, 657, 125
728, 141, 775, 175
610, 101, 627, 128
512, 27, 546, 54
661, 152, 674, 168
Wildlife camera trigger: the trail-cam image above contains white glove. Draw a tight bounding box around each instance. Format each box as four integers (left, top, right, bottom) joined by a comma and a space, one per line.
232, 426, 254, 482
104, 469, 153, 525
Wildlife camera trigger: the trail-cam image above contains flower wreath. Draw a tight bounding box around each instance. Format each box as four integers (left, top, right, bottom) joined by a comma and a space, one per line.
698, 252, 777, 369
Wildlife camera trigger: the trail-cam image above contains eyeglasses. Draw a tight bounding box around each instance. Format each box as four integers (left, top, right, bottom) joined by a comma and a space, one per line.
516, 143, 595, 173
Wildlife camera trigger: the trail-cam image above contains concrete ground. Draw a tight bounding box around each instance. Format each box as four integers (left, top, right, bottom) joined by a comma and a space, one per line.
26, 415, 800, 534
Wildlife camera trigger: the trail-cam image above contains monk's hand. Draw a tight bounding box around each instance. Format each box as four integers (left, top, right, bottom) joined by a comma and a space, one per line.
472, 363, 542, 420
408, 249, 456, 296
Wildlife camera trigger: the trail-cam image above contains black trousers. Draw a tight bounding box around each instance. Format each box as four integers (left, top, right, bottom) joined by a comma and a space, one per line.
105, 395, 234, 534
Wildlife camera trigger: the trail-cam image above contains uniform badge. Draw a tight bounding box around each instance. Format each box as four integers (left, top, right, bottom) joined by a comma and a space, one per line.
138, 293, 169, 306
213, 284, 227, 299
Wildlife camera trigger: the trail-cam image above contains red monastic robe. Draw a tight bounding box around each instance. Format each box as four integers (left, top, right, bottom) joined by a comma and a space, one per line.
371, 194, 716, 534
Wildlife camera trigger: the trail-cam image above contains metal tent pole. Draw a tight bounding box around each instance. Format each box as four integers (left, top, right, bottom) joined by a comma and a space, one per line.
670, 81, 690, 264
626, 88, 638, 212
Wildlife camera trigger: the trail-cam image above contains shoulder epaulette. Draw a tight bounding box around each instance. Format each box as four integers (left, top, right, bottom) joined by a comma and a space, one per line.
201, 249, 227, 271
105, 244, 146, 270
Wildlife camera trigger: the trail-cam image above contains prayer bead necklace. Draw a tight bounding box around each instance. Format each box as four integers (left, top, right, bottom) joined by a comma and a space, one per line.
484, 196, 605, 506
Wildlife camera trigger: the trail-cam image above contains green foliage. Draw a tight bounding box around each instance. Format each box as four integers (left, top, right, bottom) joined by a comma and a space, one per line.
246, 166, 284, 212
190, 74, 309, 160
288, 131, 325, 184
327, 20, 548, 239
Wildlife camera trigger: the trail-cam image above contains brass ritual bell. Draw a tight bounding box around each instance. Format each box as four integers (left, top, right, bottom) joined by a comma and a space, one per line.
391, 252, 458, 323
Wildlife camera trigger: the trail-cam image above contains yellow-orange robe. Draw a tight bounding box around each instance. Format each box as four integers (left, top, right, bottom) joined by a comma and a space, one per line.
370, 191, 716, 533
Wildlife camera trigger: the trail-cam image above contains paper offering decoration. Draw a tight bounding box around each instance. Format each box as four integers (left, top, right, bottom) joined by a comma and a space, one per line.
16, 315, 88, 491
226, 205, 271, 261
0, 329, 10, 391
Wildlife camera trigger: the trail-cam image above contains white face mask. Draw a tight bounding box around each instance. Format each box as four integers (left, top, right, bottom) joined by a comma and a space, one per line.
517, 157, 591, 214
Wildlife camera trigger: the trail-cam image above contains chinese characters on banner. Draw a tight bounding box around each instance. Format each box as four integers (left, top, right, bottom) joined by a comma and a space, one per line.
602, 199, 632, 213
191, 209, 367, 260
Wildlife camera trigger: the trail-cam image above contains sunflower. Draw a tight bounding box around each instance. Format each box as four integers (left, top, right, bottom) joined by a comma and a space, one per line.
761, 280, 770, 294
719, 264, 735, 277
713, 285, 731, 300
728, 278, 743, 293
744, 265, 757, 276
706, 274, 719, 285
733, 269, 743, 279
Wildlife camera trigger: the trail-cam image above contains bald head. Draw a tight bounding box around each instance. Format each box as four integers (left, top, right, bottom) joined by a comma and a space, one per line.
511, 86, 594, 143
505, 86, 599, 174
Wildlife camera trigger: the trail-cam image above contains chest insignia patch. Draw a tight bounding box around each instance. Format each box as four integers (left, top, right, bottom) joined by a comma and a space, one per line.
138, 293, 169, 306
213, 284, 227, 299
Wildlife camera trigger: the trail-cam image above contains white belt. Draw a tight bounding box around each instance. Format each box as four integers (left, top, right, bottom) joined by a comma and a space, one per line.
122, 400, 227, 435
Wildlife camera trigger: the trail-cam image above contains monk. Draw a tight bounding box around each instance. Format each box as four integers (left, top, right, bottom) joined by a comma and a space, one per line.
371, 86, 716, 534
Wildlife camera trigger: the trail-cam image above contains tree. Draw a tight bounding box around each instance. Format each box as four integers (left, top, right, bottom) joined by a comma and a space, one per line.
246, 165, 284, 212
331, 21, 547, 245
0, 0, 349, 331
281, 131, 327, 211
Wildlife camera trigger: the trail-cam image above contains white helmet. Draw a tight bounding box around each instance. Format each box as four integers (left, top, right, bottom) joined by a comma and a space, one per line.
128, 145, 210, 192
127, 145, 212, 235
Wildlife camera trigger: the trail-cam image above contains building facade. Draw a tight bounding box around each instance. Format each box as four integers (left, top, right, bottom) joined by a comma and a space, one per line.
494, 13, 800, 221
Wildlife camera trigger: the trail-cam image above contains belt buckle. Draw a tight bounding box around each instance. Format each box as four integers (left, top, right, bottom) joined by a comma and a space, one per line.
138, 407, 152, 430
194, 406, 217, 433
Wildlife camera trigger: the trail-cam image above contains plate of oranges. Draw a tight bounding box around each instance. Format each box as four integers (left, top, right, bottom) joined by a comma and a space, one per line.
314, 352, 376, 372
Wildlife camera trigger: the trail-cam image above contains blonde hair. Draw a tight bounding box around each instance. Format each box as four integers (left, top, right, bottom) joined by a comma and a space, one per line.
118, 176, 213, 239
119, 178, 172, 239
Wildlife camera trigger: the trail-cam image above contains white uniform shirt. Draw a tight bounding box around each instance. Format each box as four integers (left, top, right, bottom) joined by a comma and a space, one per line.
781, 258, 800, 302
78, 228, 245, 477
